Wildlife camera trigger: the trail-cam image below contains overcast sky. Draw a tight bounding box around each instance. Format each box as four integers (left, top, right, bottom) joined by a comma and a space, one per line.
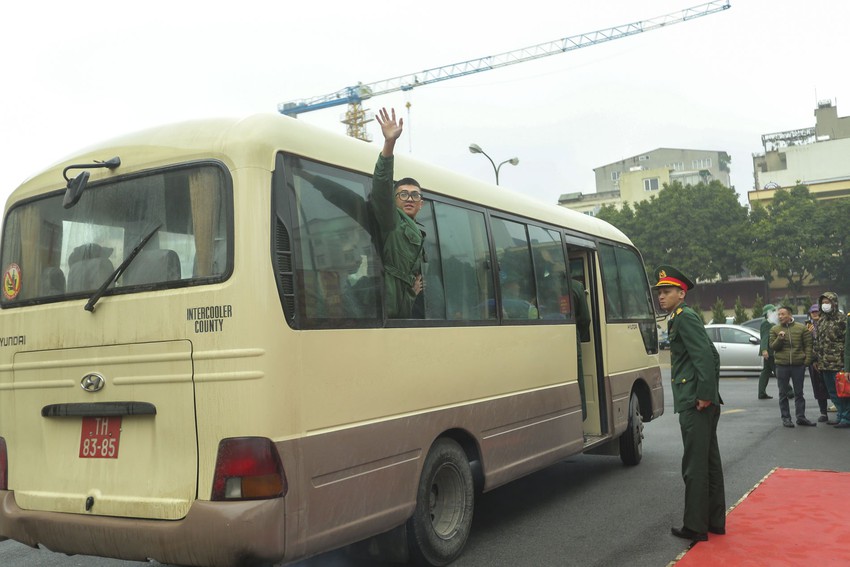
2, 0, 848, 210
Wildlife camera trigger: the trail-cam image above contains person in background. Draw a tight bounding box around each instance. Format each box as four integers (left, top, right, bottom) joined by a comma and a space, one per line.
757, 304, 779, 399
806, 304, 829, 422
757, 304, 792, 399
654, 265, 725, 543
814, 292, 850, 428
571, 276, 591, 420
770, 306, 815, 428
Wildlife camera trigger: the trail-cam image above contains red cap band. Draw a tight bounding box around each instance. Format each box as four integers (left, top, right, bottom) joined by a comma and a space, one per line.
656, 277, 686, 289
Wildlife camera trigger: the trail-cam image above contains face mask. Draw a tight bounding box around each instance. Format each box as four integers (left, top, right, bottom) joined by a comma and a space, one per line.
768, 312, 779, 325
821, 303, 833, 314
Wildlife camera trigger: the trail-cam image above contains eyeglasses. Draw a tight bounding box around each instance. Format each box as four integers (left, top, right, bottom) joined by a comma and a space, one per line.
395, 190, 422, 202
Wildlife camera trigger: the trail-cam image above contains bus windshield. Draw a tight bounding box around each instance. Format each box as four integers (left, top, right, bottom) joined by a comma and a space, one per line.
1, 164, 231, 307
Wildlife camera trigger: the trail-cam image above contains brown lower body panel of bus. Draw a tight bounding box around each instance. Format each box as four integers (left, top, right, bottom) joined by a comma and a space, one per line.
0, 491, 285, 567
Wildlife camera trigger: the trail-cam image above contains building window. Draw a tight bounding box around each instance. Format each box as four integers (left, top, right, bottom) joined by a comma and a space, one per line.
638, 155, 650, 161
643, 178, 659, 192
666, 162, 684, 171
610, 171, 621, 182
692, 158, 712, 169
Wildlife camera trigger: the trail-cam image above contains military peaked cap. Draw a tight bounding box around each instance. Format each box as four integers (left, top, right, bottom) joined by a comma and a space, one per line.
652, 265, 695, 290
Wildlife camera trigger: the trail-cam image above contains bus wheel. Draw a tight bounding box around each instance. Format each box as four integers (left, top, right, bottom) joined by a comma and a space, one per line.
619, 391, 644, 466
407, 438, 474, 566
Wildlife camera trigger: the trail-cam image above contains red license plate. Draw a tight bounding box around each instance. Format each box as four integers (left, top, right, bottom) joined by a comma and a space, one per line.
79, 416, 121, 458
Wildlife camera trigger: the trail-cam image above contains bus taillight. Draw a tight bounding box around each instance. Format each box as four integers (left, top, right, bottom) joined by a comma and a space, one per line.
211, 437, 287, 501
0, 437, 7, 490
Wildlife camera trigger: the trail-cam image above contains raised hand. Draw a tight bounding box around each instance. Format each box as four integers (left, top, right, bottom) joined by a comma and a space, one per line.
376, 107, 403, 142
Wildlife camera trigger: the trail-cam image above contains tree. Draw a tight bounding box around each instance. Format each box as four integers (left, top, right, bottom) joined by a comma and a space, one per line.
692, 302, 706, 324
811, 196, 850, 296
711, 297, 726, 324
733, 296, 748, 324
751, 293, 765, 319
747, 185, 826, 299
597, 181, 751, 282
596, 201, 636, 237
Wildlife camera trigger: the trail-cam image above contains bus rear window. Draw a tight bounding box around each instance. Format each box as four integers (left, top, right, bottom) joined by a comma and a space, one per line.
1, 164, 231, 307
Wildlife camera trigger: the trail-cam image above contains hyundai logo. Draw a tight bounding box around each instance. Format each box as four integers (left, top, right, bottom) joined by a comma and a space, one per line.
80, 373, 106, 393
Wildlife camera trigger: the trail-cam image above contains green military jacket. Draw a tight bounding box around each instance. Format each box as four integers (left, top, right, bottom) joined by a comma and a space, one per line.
759, 317, 774, 356
372, 154, 425, 319
668, 302, 721, 413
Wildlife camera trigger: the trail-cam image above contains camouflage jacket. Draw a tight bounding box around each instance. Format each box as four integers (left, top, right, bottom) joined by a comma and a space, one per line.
815, 295, 846, 372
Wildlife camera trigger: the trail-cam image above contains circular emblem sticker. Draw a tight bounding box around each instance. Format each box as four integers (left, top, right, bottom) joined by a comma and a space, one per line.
3, 263, 22, 300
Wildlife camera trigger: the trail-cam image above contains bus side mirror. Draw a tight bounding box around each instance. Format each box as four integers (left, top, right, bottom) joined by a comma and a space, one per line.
64, 171, 90, 209
62, 156, 121, 209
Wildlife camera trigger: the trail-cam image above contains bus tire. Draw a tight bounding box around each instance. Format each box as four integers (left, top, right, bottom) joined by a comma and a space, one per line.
619, 391, 644, 466
407, 438, 474, 566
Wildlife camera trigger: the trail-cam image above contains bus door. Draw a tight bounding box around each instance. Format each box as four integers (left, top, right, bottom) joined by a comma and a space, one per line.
566, 240, 606, 436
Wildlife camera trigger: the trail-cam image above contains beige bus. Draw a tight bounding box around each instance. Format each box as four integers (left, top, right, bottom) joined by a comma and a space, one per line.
0, 114, 662, 566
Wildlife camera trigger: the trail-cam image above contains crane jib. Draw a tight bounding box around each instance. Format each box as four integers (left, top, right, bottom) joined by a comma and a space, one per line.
278, 1, 731, 119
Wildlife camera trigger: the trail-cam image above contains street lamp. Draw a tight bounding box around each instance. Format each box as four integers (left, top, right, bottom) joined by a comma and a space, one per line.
468, 143, 519, 185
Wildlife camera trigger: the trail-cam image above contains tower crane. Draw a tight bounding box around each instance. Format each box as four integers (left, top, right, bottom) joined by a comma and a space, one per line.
278, 1, 730, 141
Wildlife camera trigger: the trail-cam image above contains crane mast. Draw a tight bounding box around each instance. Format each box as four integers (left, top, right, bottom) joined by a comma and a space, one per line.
278, 1, 730, 140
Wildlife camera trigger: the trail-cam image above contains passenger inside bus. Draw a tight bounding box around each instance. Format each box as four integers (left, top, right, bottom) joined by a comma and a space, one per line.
500, 277, 539, 319
372, 107, 426, 319
336, 235, 379, 318
293, 107, 426, 319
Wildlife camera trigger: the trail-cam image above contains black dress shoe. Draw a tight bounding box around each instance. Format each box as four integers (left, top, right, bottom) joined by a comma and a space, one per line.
782, 420, 795, 428
671, 526, 708, 542
796, 418, 816, 426
758, 394, 773, 399
708, 526, 726, 535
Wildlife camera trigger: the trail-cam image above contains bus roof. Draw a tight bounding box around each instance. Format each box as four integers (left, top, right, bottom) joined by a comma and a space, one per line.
6, 114, 632, 246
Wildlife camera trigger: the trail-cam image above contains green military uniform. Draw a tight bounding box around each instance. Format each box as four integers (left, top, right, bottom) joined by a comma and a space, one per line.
757, 304, 775, 398
655, 265, 726, 538
372, 154, 425, 319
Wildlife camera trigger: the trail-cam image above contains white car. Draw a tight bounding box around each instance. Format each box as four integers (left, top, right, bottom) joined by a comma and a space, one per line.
703, 324, 762, 373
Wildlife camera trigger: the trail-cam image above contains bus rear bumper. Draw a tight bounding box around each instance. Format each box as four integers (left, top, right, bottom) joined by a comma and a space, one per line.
0, 490, 286, 567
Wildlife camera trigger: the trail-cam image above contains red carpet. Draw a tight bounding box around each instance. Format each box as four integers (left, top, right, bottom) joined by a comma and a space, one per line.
674, 467, 850, 566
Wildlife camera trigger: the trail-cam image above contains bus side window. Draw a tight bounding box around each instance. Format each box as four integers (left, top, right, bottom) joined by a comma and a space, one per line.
491, 218, 537, 320
280, 155, 381, 326
414, 200, 447, 320
432, 202, 493, 321
598, 242, 656, 350
529, 226, 568, 320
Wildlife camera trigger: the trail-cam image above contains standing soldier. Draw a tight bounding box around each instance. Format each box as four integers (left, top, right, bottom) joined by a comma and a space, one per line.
757, 304, 779, 399
654, 266, 726, 543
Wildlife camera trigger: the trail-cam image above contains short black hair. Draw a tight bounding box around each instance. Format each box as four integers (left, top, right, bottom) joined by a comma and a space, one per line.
393, 177, 421, 190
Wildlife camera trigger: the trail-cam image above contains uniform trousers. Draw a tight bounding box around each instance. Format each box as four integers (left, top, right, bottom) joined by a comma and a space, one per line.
757, 356, 775, 397
678, 404, 726, 533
